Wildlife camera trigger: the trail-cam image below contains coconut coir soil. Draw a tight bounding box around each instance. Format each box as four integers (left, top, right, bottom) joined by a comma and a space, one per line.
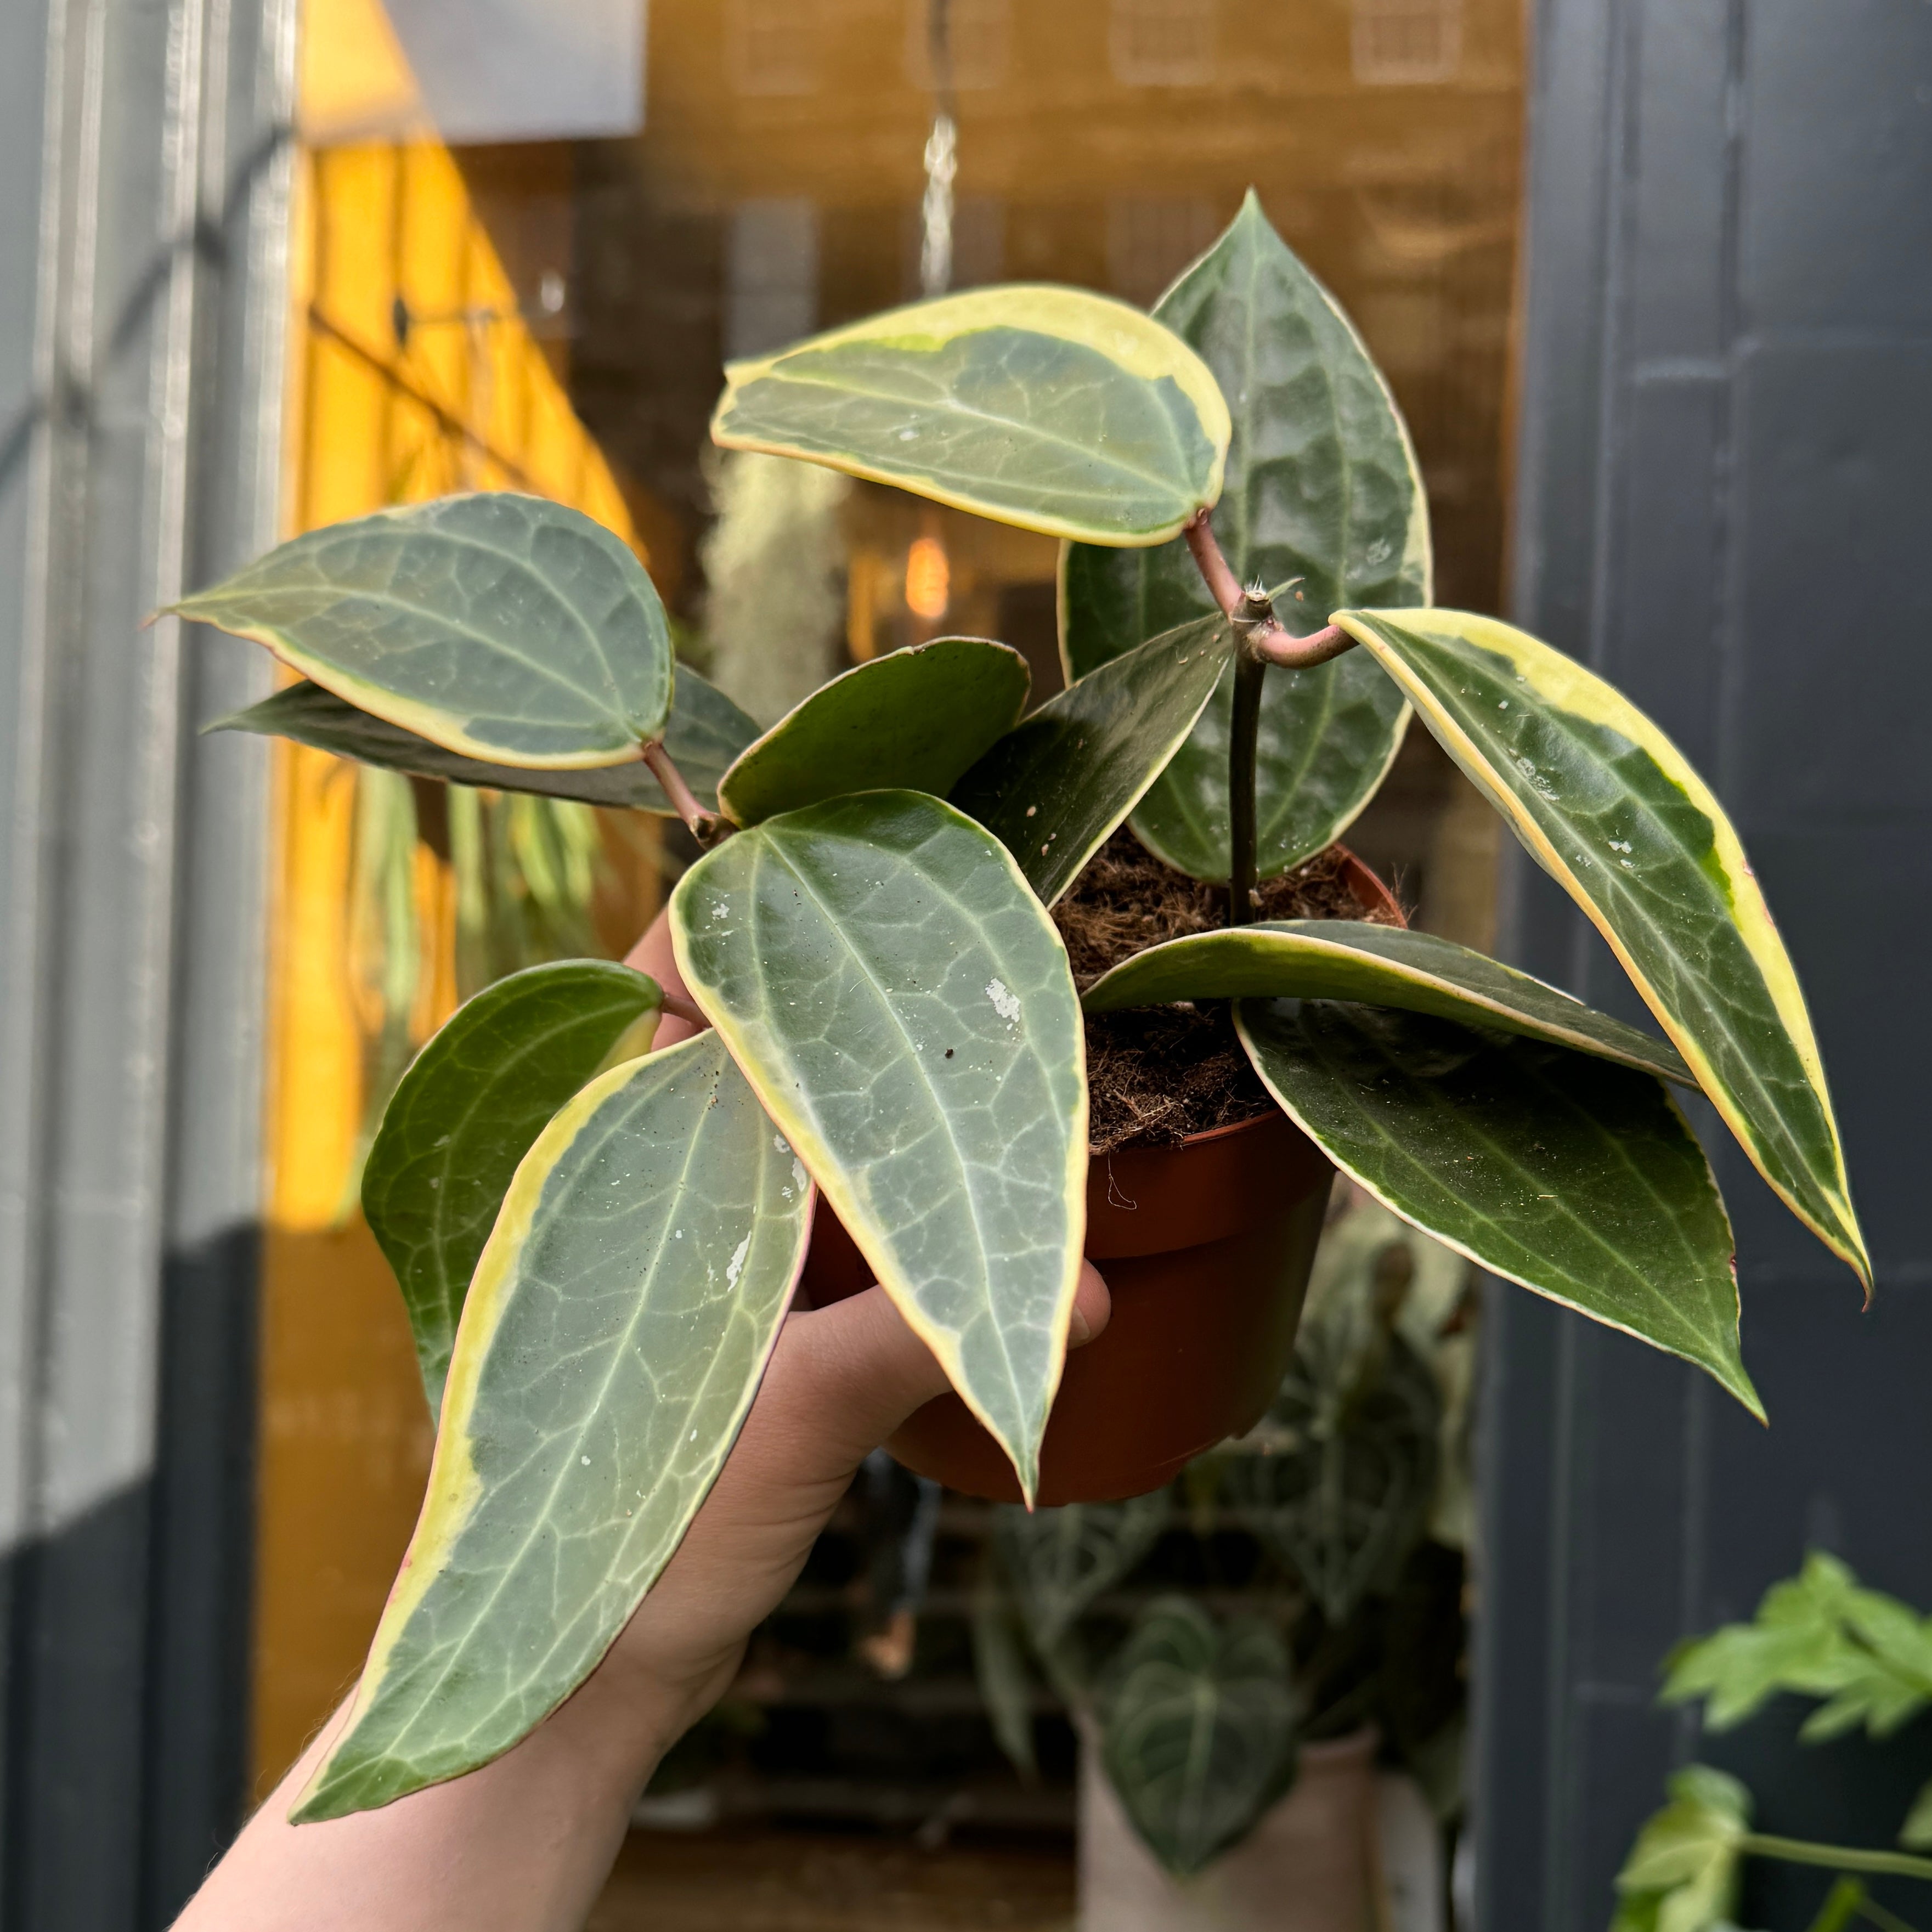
1054, 832, 1397, 1155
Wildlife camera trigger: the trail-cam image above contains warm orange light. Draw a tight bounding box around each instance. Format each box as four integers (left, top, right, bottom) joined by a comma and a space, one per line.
905, 534, 950, 620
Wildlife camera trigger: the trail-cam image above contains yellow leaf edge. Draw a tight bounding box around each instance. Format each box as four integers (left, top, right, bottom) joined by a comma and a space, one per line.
1336, 606, 1871, 1295
293, 1031, 809, 1820
670, 803, 1090, 1505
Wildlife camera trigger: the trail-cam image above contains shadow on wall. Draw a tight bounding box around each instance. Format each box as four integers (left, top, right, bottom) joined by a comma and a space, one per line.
0, 1228, 258, 1932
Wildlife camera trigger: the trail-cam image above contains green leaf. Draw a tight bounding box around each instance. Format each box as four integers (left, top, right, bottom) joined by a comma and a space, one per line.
1099, 1597, 1298, 1877
211, 668, 758, 816
671, 790, 1087, 1501
1334, 606, 1869, 1292
1662, 1551, 1932, 1741
1235, 1001, 1760, 1416
1225, 1329, 1440, 1624
710, 285, 1230, 545
1901, 1781, 1932, 1853
1083, 919, 1695, 1085
971, 1577, 1041, 1781
1615, 1765, 1752, 1932
718, 635, 1029, 826
1061, 192, 1427, 880
176, 493, 673, 768
993, 1491, 1171, 1651
361, 961, 664, 1421
952, 612, 1234, 905
294, 1031, 812, 1821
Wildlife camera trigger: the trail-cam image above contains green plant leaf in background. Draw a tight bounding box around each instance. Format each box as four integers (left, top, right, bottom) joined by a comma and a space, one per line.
211, 666, 758, 816
1662, 1551, 1932, 1744
176, 493, 674, 768
1335, 606, 1869, 1292
952, 612, 1234, 906
1082, 919, 1694, 1085
671, 790, 1087, 1502
718, 635, 1029, 825
1613, 1765, 1752, 1932
360, 961, 664, 1420
1225, 1329, 1441, 1625
711, 285, 1230, 545
993, 1490, 1172, 1652
1235, 1001, 1760, 1416
295, 1030, 813, 1821
1061, 192, 1426, 881
1100, 1597, 1299, 1877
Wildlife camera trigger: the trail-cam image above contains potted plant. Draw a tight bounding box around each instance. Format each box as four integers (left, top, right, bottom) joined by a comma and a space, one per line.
173, 194, 1865, 1821
1614, 1553, 1932, 1931
980, 1193, 1473, 1929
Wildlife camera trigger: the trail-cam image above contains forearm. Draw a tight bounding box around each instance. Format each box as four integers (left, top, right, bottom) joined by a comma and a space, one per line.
177, 1647, 714, 1932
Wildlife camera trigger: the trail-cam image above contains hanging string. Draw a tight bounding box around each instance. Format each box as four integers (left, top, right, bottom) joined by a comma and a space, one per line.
919, 0, 958, 297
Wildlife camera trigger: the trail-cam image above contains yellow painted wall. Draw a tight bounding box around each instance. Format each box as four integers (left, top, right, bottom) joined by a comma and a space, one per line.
253, 3, 651, 1795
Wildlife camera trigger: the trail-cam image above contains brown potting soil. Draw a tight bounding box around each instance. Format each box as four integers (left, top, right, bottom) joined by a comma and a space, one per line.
1053, 831, 1399, 1155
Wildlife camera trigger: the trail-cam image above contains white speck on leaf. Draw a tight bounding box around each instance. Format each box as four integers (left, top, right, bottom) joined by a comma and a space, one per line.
986, 979, 1021, 1025
792, 1157, 808, 1192
1609, 839, 1631, 853
725, 1233, 750, 1290
580, 1455, 591, 1466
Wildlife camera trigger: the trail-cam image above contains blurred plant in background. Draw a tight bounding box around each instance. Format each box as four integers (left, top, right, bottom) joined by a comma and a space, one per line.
975, 1185, 1478, 1877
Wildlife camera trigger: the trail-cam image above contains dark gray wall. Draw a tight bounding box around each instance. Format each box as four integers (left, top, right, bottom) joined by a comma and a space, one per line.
1476, 2, 1932, 1928
0, 0, 295, 1924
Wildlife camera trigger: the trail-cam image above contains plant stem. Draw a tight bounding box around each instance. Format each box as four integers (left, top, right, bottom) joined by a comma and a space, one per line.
1743, 1835, 1932, 1884
1179, 510, 1360, 669
1227, 650, 1264, 926
640, 740, 725, 845
1859, 1898, 1923, 1932
659, 991, 708, 1029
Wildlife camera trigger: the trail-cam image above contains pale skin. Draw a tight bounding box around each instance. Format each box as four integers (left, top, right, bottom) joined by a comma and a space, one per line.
176, 910, 1111, 1932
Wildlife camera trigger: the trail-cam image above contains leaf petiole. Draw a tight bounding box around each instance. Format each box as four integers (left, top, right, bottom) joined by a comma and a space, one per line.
642, 738, 730, 845
1743, 1834, 1932, 1884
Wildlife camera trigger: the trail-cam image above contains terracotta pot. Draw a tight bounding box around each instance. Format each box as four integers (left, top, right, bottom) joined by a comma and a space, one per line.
1077, 1724, 1382, 1932
801, 849, 1403, 1506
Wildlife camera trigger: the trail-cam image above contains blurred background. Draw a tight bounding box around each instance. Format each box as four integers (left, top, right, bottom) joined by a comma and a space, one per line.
0, 1, 1927, 1928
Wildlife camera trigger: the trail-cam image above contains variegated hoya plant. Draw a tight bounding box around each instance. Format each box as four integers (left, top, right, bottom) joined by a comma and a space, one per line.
179, 195, 1866, 1821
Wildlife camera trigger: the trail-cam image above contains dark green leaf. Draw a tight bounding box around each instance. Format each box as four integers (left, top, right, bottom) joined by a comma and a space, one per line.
719, 635, 1028, 825
295, 1031, 813, 1821
993, 1491, 1171, 1651
211, 668, 758, 815
1082, 918, 1693, 1085
952, 612, 1233, 905
176, 493, 674, 767
1336, 606, 1869, 1291
1235, 1001, 1759, 1416
361, 961, 663, 1420
1100, 1597, 1299, 1877
1061, 193, 1427, 879
1225, 1331, 1440, 1624
671, 790, 1087, 1501
712, 285, 1230, 545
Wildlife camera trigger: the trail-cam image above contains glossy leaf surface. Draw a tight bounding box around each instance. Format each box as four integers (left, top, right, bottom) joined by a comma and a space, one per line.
362, 962, 664, 1421
711, 285, 1230, 545
176, 493, 673, 767
1100, 1597, 1298, 1877
1337, 606, 1868, 1290
1083, 919, 1693, 1085
953, 613, 1233, 905
1061, 194, 1426, 879
296, 1032, 812, 1821
719, 636, 1029, 825
994, 1492, 1171, 1651
1236, 1002, 1759, 1415
212, 668, 758, 815
672, 790, 1086, 1501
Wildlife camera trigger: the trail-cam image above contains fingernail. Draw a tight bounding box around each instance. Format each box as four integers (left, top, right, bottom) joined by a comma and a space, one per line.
1067, 1304, 1091, 1346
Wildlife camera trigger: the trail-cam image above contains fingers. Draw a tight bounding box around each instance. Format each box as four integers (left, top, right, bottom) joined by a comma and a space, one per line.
758, 1259, 1113, 1481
